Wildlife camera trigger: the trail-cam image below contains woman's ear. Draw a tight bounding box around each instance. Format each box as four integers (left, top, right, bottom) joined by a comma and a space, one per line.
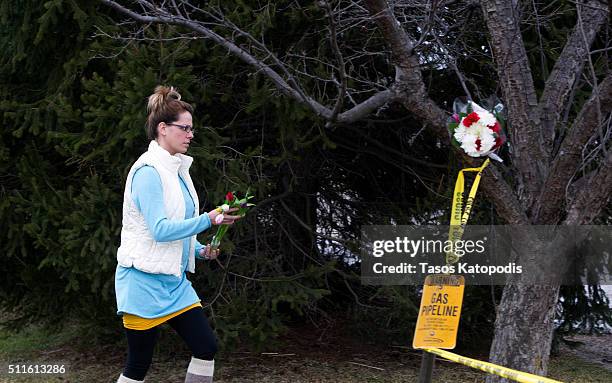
157, 122, 166, 136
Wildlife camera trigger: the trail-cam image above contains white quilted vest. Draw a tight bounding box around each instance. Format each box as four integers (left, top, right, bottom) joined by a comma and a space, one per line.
116, 140, 199, 277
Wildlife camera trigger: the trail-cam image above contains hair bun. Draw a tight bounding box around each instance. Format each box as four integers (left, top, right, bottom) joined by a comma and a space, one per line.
147, 85, 182, 114
167, 87, 181, 101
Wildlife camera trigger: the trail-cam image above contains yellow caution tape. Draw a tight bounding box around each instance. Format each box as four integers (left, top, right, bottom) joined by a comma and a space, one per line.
446, 158, 490, 264
437, 160, 559, 382
423, 348, 563, 383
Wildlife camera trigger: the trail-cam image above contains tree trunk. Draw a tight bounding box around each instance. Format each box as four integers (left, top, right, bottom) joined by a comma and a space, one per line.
485, 228, 574, 382
486, 284, 560, 383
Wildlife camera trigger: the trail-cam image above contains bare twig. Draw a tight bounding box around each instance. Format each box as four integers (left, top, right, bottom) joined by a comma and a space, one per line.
347, 361, 385, 370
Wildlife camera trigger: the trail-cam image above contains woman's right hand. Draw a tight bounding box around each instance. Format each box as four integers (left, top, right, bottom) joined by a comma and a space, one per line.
207, 207, 242, 225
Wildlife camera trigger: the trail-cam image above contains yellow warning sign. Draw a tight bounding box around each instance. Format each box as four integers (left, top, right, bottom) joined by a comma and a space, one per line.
413, 274, 465, 349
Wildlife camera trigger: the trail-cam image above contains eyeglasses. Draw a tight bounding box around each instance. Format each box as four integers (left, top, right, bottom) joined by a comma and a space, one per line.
166, 123, 195, 134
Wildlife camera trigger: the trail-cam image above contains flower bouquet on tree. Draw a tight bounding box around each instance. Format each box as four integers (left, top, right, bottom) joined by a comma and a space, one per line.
445, 100, 506, 264
447, 101, 506, 161
210, 190, 255, 249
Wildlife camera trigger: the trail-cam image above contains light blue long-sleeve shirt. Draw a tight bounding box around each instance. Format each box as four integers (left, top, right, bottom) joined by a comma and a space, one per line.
115, 165, 212, 318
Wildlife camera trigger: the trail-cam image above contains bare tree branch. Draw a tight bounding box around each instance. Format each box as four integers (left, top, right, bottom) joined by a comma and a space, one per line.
363, 0, 448, 137
535, 74, 612, 223
431, 32, 473, 101
321, 0, 348, 123
338, 88, 398, 123
479, 0, 546, 209
99, 0, 398, 126
363, 0, 528, 225
100, 1, 329, 111
538, 0, 609, 159
564, 150, 612, 224
99, 0, 607, 229
531, 0, 548, 84
101, 0, 159, 22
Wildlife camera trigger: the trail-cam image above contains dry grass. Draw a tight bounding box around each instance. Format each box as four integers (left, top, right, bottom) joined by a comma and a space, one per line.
1, 323, 610, 383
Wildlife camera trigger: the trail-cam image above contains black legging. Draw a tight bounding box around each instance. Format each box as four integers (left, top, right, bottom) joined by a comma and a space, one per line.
123, 306, 217, 381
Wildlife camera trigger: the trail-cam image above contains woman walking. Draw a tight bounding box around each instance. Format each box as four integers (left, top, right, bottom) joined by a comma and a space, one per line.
114, 86, 239, 382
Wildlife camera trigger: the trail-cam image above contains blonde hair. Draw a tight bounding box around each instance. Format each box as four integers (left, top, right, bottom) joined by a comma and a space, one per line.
146, 86, 194, 139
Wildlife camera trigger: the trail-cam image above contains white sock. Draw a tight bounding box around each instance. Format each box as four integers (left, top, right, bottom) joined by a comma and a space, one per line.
185, 357, 214, 383
117, 373, 144, 383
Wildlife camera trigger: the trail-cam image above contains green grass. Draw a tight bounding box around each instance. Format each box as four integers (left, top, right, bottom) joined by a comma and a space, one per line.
0, 324, 78, 359
549, 354, 612, 383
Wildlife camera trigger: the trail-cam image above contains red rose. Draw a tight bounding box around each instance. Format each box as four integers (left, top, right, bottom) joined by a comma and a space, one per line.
462, 112, 480, 127
226, 191, 234, 202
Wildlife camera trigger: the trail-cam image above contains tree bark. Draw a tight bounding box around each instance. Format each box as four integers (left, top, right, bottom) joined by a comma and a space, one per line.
479, 0, 546, 210
535, 74, 612, 224
537, 0, 609, 159
486, 284, 560, 383
564, 151, 612, 225
485, 228, 569, 383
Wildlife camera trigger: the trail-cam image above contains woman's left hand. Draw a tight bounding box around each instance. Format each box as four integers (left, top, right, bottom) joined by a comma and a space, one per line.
200, 244, 220, 260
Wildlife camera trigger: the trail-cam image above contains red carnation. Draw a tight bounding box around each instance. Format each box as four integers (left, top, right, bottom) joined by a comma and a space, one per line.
226, 191, 234, 202
475, 138, 482, 151
462, 112, 480, 127
488, 121, 501, 134
495, 137, 504, 148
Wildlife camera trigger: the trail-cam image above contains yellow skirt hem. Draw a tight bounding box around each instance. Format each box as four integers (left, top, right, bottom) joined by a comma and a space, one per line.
122, 302, 202, 330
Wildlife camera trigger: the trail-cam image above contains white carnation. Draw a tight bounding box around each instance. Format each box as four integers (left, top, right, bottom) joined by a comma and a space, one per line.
454, 125, 467, 142
460, 133, 479, 157
479, 112, 496, 127
479, 131, 496, 153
